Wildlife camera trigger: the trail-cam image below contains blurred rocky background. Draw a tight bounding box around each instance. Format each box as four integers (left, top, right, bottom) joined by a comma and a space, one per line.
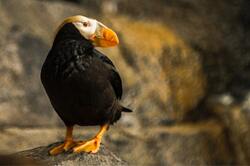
0, 0, 250, 165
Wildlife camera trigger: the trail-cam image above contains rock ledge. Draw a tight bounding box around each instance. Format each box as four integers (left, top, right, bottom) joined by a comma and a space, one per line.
15, 142, 127, 166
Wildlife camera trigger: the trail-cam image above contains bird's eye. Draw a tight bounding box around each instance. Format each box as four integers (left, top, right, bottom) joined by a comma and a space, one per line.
83, 22, 89, 27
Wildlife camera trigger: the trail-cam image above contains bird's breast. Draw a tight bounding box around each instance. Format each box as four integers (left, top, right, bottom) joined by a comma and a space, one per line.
51, 50, 93, 80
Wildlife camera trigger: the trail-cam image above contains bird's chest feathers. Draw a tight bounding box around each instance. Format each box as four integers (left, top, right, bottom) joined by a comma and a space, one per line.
57, 55, 92, 79
52, 42, 94, 79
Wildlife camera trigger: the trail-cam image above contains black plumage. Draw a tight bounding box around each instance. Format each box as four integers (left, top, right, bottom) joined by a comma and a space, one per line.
41, 23, 131, 127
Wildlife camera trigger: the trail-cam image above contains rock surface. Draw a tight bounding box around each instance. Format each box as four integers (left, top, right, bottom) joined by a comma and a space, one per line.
15, 142, 126, 166
0, 123, 239, 165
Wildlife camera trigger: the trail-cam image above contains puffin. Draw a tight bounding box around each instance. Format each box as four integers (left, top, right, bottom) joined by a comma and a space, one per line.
41, 15, 132, 155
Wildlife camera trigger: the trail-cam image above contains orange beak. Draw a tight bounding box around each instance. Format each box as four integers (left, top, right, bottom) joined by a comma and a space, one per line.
90, 23, 119, 47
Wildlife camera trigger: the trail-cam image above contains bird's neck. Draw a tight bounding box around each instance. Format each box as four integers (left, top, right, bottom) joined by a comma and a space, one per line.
53, 23, 93, 49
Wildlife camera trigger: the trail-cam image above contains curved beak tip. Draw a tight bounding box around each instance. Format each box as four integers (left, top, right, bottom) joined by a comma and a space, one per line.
111, 34, 119, 45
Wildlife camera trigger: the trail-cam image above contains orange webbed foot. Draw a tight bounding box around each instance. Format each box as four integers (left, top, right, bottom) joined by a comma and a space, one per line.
73, 124, 108, 154
49, 140, 78, 155
73, 137, 101, 154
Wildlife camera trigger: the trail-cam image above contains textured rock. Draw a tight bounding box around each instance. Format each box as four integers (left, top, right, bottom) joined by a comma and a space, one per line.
106, 120, 237, 165
146, 123, 235, 165
0, 155, 42, 165
0, 123, 235, 166
208, 99, 250, 165
107, 0, 250, 100
15, 142, 127, 166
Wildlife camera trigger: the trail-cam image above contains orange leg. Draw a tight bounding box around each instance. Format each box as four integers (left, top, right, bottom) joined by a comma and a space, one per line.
73, 124, 109, 154
49, 126, 78, 155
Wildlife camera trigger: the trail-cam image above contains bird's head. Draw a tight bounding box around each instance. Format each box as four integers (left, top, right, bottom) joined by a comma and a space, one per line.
55, 15, 119, 47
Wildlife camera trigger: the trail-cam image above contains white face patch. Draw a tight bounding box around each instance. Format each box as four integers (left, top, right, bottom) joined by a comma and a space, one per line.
72, 16, 97, 39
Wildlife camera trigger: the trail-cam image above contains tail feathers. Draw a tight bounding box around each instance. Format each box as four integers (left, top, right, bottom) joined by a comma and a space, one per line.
110, 104, 133, 124
122, 106, 133, 112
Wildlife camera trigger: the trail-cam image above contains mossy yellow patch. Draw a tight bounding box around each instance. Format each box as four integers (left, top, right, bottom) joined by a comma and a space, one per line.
103, 15, 206, 120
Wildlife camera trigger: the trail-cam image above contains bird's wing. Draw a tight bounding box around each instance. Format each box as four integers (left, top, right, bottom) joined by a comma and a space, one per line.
109, 67, 123, 99
93, 49, 123, 99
